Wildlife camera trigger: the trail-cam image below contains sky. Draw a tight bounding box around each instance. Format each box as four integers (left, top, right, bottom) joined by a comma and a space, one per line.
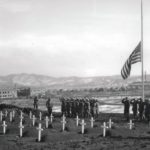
0, 0, 150, 77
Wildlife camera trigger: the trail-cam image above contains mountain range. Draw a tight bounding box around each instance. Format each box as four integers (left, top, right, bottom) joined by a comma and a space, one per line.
0, 73, 148, 89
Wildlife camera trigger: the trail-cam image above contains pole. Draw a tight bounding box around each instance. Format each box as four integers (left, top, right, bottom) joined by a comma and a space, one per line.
141, 0, 144, 102
145, 71, 146, 82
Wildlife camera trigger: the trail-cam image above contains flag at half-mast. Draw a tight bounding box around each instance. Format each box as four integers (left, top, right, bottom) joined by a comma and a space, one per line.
121, 42, 141, 79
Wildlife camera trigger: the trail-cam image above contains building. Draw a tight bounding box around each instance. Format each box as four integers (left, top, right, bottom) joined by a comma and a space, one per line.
0, 88, 17, 99
128, 81, 150, 90
30, 88, 47, 97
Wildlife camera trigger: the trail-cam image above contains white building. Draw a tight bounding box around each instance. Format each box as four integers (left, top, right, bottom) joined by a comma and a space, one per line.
0, 88, 17, 99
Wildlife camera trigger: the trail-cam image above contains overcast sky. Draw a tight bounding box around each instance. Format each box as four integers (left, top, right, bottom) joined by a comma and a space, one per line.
0, 0, 150, 77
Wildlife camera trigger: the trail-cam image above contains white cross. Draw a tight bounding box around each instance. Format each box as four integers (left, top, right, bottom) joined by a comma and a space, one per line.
20, 111, 24, 122
76, 115, 80, 126
62, 115, 66, 121
12, 110, 15, 118
50, 114, 54, 123
0, 111, 4, 121
32, 115, 36, 126
90, 117, 95, 128
39, 112, 42, 121
2, 121, 7, 134
101, 122, 108, 137
5, 110, 8, 117
107, 118, 114, 129
61, 117, 66, 131
80, 119, 86, 134
19, 121, 24, 137
29, 111, 32, 119
128, 120, 134, 130
45, 116, 49, 128
9, 112, 13, 122
36, 123, 43, 142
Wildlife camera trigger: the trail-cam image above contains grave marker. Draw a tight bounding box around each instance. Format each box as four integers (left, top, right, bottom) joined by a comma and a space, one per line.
9, 112, 13, 122
76, 115, 80, 126
128, 120, 134, 130
12, 110, 15, 118
5, 110, 8, 117
50, 113, 54, 123
45, 116, 49, 128
101, 122, 108, 137
80, 119, 86, 134
2, 121, 7, 134
36, 123, 43, 142
19, 121, 24, 137
20, 111, 24, 123
108, 118, 114, 129
90, 117, 95, 128
39, 112, 42, 121
29, 111, 32, 119
61, 117, 66, 131
32, 115, 36, 126
0, 111, 4, 121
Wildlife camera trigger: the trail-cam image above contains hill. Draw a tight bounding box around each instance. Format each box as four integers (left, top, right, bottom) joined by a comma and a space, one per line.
0, 73, 146, 89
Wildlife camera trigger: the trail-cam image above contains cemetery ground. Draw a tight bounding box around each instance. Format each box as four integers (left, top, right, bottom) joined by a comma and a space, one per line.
0, 105, 150, 150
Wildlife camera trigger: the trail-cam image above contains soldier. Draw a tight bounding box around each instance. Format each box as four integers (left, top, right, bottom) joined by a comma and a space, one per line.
95, 100, 99, 118
87, 99, 91, 118
61, 97, 66, 116
130, 98, 138, 119
46, 98, 53, 116
122, 97, 130, 121
84, 99, 89, 118
33, 96, 38, 109
137, 98, 145, 121
66, 99, 71, 117
144, 99, 150, 121
90, 99, 94, 117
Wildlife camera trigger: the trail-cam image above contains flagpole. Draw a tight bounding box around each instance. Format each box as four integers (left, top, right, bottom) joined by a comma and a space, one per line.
141, 0, 144, 102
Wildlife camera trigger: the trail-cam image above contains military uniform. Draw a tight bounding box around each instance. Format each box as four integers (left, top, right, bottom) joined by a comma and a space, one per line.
122, 97, 130, 121
33, 96, 38, 109
46, 98, 53, 116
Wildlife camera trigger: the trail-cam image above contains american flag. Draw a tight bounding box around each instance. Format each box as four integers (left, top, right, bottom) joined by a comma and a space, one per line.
121, 42, 141, 79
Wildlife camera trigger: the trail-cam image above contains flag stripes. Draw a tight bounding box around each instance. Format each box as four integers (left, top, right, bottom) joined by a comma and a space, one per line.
121, 42, 141, 79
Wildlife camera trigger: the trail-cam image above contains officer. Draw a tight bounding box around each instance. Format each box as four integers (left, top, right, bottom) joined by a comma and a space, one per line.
144, 99, 150, 121
33, 96, 38, 109
122, 97, 130, 121
137, 98, 145, 121
46, 98, 53, 116
130, 98, 138, 119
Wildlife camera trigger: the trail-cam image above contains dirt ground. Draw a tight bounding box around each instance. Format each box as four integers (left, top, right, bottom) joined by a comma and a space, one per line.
0, 109, 150, 150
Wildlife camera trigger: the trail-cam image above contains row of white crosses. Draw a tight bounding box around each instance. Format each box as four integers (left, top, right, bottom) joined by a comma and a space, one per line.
1, 109, 135, 141
61, 115, 134, 137
0, 110, 16, 122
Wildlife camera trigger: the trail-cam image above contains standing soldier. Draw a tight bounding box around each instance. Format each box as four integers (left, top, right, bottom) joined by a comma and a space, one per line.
95, 100, 99, 118
46, 98, 53, 116
61, 97, 66, 116
122, 97, 130, 121
66, 99, 70, 117
130, 98, 138, 119
84, 99, 89, 118
144, 99, 150, 121
87, 99, 91, 118
33, 96, 38, 110
137, 98, 145, 121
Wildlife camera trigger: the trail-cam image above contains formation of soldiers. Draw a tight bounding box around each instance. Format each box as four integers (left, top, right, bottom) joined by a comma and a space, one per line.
122, 97, 150, 121
60, 97, 99, 118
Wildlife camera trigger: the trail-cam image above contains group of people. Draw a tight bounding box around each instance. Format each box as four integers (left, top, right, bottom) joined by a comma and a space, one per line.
60, 97, 99, 118
33, 96, 53, 116
122, 97, 150, 121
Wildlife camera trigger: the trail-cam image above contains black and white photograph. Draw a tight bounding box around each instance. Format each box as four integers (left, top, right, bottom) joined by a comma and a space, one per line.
0, 0, 150, 149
